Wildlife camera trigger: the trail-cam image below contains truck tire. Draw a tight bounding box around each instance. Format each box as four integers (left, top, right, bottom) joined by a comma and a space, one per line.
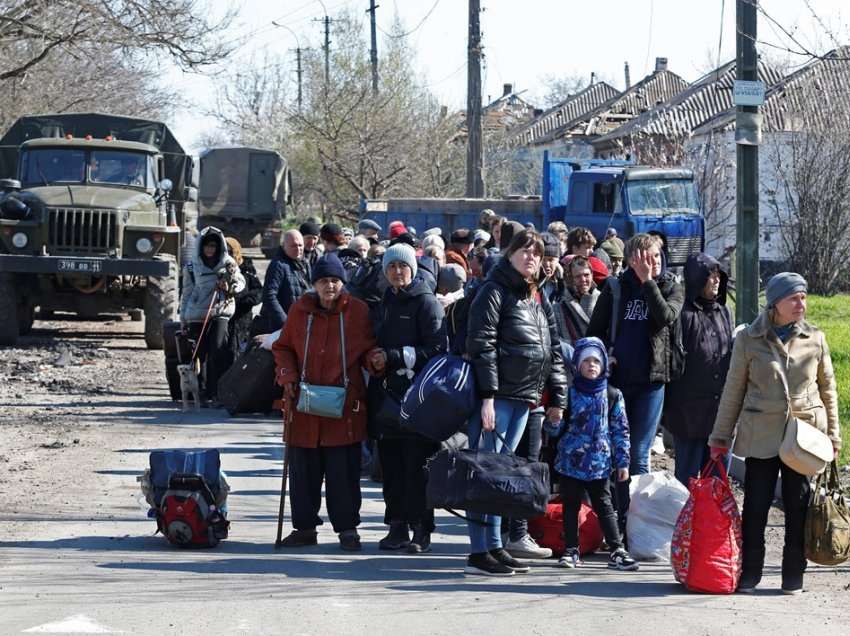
143, 255, 178, 350
0, 273, 20, 346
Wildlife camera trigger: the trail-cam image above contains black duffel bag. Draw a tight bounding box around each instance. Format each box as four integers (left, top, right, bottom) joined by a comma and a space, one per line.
426, 431, 549, 520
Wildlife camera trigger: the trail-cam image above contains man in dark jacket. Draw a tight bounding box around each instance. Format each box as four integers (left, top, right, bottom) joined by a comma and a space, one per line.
445, 228, 473, 278
663, 253, 732, 485
257, 230, 311, 333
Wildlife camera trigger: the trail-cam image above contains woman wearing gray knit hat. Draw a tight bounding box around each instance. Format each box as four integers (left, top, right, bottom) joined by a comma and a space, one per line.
709, 272, 841, 595
368, 241, 447, 554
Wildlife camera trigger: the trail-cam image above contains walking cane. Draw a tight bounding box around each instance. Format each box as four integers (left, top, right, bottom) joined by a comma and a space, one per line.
274, 401, 293, 547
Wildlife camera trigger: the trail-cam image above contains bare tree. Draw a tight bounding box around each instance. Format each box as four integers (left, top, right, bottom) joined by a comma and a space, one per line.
535, 73, 589, 109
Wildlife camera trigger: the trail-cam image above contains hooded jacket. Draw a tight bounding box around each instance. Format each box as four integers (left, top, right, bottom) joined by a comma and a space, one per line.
544, 339, 630, 481
180, 226, 245, 322
553, 282, 600, 348
466, 256, 567, 408
664, 253, 733, 439
258, 246, 311, 332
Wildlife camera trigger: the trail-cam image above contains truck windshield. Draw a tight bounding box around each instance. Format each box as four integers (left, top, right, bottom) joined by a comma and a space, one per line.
21, 148, 86, 185
90, 150, 151, 187
626, 179, 700, 216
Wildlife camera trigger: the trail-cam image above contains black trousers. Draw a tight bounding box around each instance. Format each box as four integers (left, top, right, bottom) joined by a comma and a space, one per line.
742, 456, 811, 581
288, 443, 362, 533
508, 410, 544, 541
560, 474, 623, 551
378, 437, 440, 532
188, 317, 230, 400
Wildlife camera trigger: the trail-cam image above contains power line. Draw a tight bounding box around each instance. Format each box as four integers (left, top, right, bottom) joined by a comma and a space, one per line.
378, 0, 442, 39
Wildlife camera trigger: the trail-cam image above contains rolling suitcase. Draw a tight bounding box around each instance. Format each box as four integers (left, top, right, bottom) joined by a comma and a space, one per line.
217, 346, 282, 416
163, 321, 194, 401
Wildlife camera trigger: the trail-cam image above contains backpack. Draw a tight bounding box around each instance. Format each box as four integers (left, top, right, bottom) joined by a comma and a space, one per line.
399, 354, 477, 442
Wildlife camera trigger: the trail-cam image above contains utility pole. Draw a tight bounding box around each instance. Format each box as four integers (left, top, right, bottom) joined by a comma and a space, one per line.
367, 0, 379, 95
295, 47, 304, 110
465, 0, 484, 198
735, 0, 760, 324
313, 15, 332, 86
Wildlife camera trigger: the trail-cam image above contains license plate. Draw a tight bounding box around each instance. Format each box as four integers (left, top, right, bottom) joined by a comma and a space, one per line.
58, 259, 102, 273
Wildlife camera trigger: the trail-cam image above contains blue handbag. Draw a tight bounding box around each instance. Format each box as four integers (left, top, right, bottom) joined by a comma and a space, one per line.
296, 313, 348, 419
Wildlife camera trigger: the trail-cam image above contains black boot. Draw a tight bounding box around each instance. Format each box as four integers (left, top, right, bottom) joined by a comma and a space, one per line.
378, 522, 410, 550
277, 529, 318, 548
407, 524, 432, 553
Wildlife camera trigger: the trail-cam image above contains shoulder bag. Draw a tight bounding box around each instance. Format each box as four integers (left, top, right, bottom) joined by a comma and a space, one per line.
804, 460, 850, 565
769, 343, 833, 476
296, 313, 348, 419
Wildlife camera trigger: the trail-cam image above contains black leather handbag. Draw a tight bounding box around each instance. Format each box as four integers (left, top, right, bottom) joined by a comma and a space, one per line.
426, 431, 550, 520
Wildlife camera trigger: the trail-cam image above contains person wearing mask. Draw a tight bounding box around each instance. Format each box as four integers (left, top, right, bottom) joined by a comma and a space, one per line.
465, 230, 567, 576
709, 273, 841, 594
273, 254, 382, 551
179, 226, 246, 403
445, 228, 474, 278
369, 243, 447, 554
224, 237, 263, 359
257, 230, 311, 334
553, 256, 600, 349
587, 233, 684, 528
664, 254, 732, 486
299, 221, 321, 268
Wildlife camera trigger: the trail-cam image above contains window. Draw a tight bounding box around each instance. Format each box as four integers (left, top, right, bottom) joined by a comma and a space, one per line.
626, 179, 700, 216
20, 149, 86, 185
592, 182, 616, 214
90, 150, 149, 187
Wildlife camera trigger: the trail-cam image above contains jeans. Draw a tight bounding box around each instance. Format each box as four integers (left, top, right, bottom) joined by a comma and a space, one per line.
467, 398, 530, 554
508, 409, 544, 542
742, 456, 810, 582
560, 475, 623, 551
613, 383, 665, 531
673, 435, 710, 487
289, 443, 362, 533
378, 437, 440, 532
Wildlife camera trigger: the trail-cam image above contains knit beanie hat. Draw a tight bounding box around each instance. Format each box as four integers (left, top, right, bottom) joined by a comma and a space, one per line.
588, 256, 610, 286
423, 227, 442, 238
541, 232, 561, 258
382, 242, 418, 278
311, 253, 347, 284
388, 221, 407, 240
438, 263, 467, 293
499, 220, 525, 251
320, 223, 345, 246
765, 272, 807, 307
299, 221, 320, 238
422, 234, 445, 251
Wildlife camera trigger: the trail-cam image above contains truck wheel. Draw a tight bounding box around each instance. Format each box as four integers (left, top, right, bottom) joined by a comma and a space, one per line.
144, 256, 178, 350
0, 273, 20, 346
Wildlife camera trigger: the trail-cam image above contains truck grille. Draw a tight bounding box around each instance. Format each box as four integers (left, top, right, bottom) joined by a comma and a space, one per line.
47, 207, 117, 255
666, 236, 702, 266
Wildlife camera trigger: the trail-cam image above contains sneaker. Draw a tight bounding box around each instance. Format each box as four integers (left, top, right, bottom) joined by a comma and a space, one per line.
608, 548, 639, 571
378, 522, 410, 550
338, 530, 362, 551
489, 548, 530, 573
736, 572, 761, 594
557, 548, 581, 569
781, 575, 803, 595
407, 525, 432, 554
277, 529, 318, 548
464, 552, 515, 577
505, 534, 553, 559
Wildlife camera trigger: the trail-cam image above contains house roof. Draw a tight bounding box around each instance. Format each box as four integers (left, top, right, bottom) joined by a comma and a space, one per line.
512, 81, 621, 146
692, 47, 850, 135
525, 69, 689, 145
592, 59, 785, 149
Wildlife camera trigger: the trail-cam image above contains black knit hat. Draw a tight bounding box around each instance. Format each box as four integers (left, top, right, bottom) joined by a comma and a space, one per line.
299, 221, 320, 237
320, 223, 345, 246
311, 253, 347, 284
541, 232, 561, 258
450, 228, 474, 245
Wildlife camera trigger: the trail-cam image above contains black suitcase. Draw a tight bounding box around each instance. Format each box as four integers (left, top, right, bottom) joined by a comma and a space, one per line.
217, 347, 282, 416
163, 320, 194, 362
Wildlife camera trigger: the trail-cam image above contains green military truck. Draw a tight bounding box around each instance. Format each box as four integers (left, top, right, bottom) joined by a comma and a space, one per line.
197, 146, 291, 257
0, 113, 197, 349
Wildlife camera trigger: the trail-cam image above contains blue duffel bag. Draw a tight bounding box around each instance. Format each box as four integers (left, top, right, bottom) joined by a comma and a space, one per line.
399, 354, 478, 442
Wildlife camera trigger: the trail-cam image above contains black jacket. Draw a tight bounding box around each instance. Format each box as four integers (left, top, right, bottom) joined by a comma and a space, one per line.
587, 267, 684, 385
466, 257, 567, 408
416, 255, 440, 293
258, 247, 311, 332
337, 248, 363, 279
663, 253, 733, 439
228, 256, 263, 357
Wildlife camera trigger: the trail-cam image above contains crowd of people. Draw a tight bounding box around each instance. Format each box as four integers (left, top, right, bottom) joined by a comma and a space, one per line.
178, 210, 841, 592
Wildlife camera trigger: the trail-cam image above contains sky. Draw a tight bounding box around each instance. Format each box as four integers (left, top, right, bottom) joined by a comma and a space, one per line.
166, 0, 850, 153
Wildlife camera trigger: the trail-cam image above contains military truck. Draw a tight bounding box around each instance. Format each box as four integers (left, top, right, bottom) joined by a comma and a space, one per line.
197, 146, 291, 257
0, 113, 197, 349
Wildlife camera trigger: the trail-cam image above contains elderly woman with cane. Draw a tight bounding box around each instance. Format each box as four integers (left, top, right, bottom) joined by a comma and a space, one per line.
272, 253, 383, 551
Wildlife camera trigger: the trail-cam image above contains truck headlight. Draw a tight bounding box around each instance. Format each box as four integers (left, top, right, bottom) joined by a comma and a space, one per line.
11, 232, 28, 248
135, 237, 153, 254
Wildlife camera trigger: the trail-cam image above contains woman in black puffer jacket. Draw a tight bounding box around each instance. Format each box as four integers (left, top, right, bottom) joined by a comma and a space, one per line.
369, 242, 447, 555
463, 230, 568, 577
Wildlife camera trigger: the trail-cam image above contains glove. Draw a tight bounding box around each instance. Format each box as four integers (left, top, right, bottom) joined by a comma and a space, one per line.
709, 446, 727, 462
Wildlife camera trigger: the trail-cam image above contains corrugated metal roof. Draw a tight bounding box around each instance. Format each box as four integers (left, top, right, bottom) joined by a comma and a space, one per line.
592, 60, 785, 149
693, 47, 850, 135
526, 70, 689, 145
513, 82, 621, 146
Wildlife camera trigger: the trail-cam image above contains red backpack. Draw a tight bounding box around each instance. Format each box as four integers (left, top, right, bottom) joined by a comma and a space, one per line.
527, 497, 604, 556
157, 473, 229, 548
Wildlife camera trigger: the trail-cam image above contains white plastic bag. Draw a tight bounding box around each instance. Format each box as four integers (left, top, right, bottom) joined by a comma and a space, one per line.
626, 471, 690, 561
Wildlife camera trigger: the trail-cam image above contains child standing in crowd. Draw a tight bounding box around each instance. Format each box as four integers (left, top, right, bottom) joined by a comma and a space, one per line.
545, 337, 639, 571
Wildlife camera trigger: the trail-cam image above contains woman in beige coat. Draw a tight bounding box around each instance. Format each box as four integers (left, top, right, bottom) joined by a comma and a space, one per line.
709, 272, 840, 595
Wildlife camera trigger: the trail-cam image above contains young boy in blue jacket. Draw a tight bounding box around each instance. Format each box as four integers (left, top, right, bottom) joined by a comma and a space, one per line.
545, 337, 639, 570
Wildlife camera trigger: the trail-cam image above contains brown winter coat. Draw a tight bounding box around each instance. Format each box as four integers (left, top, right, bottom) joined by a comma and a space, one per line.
709, 310, 841, 459
273, 290, 379, 448
445, 247, 471, 278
